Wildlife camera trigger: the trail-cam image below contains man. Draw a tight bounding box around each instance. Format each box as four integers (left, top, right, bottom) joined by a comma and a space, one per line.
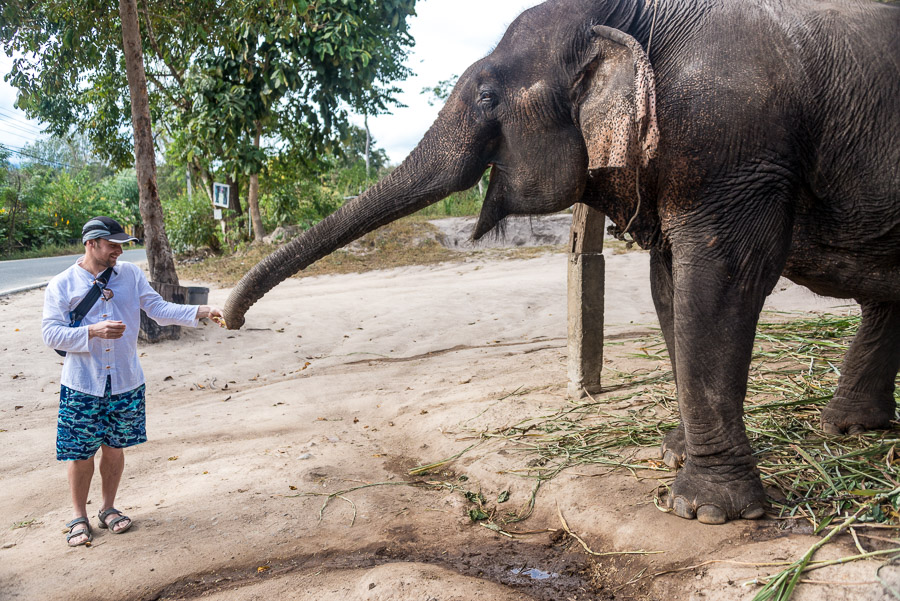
42, 216, 224, 546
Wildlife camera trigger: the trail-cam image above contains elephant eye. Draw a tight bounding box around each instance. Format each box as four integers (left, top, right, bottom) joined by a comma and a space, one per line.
479, 90, 496, 105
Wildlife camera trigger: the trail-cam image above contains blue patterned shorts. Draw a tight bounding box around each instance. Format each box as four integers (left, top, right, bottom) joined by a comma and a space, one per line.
56, 377, 147, 461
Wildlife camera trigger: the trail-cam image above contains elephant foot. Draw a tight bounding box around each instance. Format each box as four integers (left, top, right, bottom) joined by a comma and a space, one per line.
660, 422, 686, 469
821, 392, 896, 435
666, 463, 766, 525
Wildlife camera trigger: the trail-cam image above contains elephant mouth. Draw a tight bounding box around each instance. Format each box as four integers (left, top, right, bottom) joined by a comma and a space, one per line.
473, 165, 509, 240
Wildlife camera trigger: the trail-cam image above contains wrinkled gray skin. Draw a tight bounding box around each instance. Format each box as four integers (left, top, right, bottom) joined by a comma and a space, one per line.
225, 0, 900, 524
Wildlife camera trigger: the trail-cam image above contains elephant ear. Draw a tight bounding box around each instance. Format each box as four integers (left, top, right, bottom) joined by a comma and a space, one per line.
574, 25, 659, 170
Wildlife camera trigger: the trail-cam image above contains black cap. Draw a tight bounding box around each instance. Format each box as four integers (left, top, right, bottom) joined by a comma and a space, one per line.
82, 216, 139, 244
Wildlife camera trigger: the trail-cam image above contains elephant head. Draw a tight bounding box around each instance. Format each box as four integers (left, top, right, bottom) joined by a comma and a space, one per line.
223, 5, 658, 329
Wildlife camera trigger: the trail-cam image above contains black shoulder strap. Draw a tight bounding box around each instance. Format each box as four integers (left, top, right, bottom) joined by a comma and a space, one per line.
55, 266, 115, 358
69, 266, 115, 325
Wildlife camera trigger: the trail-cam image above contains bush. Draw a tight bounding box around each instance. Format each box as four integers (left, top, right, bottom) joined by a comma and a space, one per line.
259, 173, 346, 232
95, 169, 141, 231
1, 167, 90, 253
416, 186, 485, 218
163, 193, 221, 254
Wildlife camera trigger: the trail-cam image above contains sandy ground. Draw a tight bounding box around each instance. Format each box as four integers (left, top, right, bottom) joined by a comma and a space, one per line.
0, 247, 892, 601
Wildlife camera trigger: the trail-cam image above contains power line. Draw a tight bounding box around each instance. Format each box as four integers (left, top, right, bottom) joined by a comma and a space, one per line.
0, 105, 42, 123
1, 144, 72, 169
0, 107, 44, 131
0, 128, 40, 143
0, 119, 44, 138
0, 117, 44, 137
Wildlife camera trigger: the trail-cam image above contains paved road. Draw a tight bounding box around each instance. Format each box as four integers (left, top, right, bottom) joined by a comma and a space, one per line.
0, 249, 147, 296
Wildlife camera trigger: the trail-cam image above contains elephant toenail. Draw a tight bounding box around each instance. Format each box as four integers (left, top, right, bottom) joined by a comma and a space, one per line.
847, 424, 866, 435
821, 421, 841, 435
741, 504, 765, 520
662, 451, 680, 469
673, 497, 695, 520
696, 505, 726, 525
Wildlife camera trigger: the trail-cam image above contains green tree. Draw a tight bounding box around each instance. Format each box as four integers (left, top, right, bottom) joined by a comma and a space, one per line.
258, 125, 390, 232
173, 0, 417, 241
2, 0, 419, 243
0, 145, 20, 250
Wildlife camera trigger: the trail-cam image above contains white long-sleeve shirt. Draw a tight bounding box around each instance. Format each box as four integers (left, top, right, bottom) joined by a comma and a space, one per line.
42, 258, 200, 397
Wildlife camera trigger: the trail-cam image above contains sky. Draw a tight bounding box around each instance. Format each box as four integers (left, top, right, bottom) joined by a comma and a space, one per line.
0, 0, 543, 165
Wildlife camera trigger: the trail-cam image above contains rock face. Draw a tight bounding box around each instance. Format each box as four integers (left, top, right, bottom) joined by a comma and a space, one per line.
428, 214, 575, 250
262, 225, 303, 244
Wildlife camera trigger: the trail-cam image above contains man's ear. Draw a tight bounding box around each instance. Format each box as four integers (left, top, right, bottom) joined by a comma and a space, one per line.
572, 25, 659, 170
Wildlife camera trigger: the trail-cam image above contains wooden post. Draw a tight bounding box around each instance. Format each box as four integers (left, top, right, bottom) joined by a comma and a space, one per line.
567, 203, 606, 398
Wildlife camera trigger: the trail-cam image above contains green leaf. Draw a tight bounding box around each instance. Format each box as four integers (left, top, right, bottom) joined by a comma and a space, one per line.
467, 508, 488, 522
464, 491, 486, 505
497, 490, 510, 503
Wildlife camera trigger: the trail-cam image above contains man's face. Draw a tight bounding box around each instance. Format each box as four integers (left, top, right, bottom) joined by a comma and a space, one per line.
88, 238, 124, 267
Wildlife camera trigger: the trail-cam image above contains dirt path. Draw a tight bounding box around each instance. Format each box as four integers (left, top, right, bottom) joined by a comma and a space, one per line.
0, 250, 887, 600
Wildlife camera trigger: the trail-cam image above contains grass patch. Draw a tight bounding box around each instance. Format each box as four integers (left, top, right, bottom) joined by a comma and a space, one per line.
485, 312, 900, 526
11, 518, 40, 529
424, 311, 899, 597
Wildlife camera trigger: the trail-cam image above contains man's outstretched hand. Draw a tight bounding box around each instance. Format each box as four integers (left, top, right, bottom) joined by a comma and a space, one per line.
197, 305, 226, 327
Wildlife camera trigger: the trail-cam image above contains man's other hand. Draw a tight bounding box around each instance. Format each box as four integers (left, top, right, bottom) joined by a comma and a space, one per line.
88, 320, 126, 339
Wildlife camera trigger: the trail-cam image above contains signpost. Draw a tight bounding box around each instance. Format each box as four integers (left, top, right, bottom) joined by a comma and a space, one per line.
213, 182, 230, 209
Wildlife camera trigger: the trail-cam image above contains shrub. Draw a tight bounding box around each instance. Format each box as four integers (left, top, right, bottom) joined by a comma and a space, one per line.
94, 169, 141, 231
163, 193, 221, 254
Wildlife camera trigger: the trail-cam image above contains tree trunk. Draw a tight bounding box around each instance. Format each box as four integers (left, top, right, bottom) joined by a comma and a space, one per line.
247, 121, 265, 241
119, 0, 178, 286
191, 158, 214, 204
221, 176, 245, 246
227, 176, 242, 217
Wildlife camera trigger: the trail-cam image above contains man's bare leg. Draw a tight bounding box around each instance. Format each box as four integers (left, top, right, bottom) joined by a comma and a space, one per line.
67, 457, 94, 545
98, 446, 131, 532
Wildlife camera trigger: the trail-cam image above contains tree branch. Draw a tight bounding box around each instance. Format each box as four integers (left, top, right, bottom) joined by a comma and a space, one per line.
144, 71, 189, 111
140, 0, 185, 89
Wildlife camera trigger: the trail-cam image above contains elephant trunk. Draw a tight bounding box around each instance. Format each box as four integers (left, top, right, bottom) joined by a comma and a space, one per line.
222, 118, 484, 329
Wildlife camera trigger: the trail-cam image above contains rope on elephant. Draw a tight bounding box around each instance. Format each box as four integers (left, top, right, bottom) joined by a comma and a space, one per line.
622, 0, 659, 240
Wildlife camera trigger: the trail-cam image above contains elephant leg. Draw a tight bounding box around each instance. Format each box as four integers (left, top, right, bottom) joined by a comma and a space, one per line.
821, 300, 900, 434
666, 210, 791, 524
651, 249, 685, 468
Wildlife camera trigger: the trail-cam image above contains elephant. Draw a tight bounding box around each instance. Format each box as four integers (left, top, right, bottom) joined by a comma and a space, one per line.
223, 0, 900, 524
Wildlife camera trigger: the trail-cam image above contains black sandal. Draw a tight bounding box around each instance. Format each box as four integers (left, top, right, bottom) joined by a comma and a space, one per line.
98, 507, 132, 534
66, 517, 93, 547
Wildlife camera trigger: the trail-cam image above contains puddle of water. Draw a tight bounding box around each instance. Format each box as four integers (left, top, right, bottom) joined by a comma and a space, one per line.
510, 567, 559, 580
